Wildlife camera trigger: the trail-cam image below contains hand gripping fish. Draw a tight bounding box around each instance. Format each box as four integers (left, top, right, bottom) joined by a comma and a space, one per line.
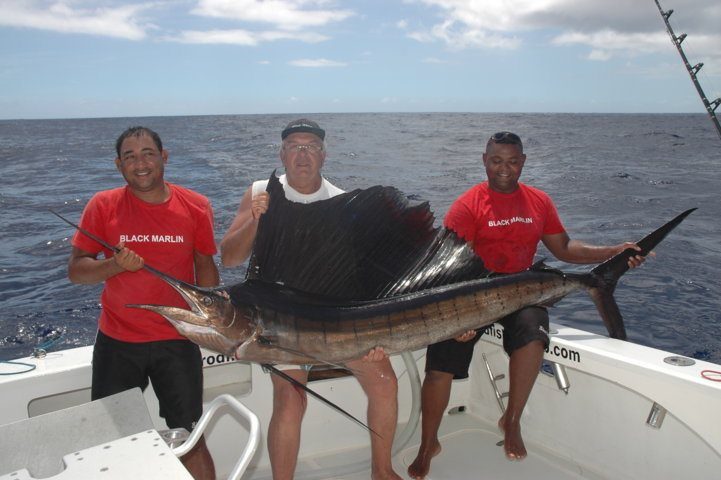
102, 174, 692, 365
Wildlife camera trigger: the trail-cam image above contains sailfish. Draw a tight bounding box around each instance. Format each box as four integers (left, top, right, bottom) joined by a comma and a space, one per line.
115, 173, 693, 365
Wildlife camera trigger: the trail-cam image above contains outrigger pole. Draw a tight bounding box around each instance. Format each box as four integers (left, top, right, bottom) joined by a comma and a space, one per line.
654, 0, 721, 140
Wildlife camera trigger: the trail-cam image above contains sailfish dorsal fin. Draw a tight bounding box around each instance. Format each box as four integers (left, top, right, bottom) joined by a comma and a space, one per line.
247, 172, 489, 300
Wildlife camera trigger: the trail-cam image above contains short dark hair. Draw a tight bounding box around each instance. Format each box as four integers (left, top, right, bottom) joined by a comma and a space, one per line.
487, 131, 523, 153
115, 126, 163, 157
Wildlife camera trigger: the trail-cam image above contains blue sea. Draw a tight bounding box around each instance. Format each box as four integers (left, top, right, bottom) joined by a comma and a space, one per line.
1, 112, 720, 363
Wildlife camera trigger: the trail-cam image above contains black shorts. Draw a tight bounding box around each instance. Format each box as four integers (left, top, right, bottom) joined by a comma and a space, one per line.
425, 306, 550, 379
91, 331, 204, 432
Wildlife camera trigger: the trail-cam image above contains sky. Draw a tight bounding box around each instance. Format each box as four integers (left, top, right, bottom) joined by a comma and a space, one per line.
1, 0, 720, 119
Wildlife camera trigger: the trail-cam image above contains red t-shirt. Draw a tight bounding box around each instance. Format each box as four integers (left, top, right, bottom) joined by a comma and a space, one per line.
444, 182, 565, 273
72, 183, 217, 342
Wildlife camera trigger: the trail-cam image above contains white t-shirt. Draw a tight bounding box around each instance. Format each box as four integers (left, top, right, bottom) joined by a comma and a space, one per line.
252, 173, 345, 370
252, 173, 345, 203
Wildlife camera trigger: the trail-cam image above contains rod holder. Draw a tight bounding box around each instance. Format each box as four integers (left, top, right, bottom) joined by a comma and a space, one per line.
646, 402, 667, 429
550, 362, 570, 394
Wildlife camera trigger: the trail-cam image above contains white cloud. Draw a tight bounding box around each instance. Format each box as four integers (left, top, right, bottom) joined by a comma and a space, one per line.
191, 0, 353, 31
402, 0, 536, 49
552, 30, 670, 58
406, 30, 434, 43
425, 19, 521, 50
406, 0, 721, 59
0, 0, 153, 40
588, 49, 612, 62
171, 29, 257, 45
288, 58, 346, 67
411, 0, 707, 33
171, 0, 347, 46
169, 29, 328, 45
0, 0, 350, 46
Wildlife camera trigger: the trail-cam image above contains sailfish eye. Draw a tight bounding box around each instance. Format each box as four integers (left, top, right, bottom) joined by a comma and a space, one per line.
202, 296, 214, 306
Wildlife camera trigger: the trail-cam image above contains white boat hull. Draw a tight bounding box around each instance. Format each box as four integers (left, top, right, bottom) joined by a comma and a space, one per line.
1, 321, 720, 479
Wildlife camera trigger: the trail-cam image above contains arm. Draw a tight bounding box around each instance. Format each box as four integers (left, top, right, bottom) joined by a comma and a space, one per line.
67, 243, 143, 285
220, 187, 269, 267
542, 232, 645, 268
194, 251, 219, 287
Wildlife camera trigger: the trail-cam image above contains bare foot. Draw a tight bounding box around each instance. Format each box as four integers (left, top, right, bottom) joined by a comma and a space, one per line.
407, 442, 441, 479
372, 469, 403, 480
498, 416, 527, 460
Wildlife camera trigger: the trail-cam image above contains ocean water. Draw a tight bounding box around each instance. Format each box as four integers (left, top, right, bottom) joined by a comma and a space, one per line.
1, 112, 720, 363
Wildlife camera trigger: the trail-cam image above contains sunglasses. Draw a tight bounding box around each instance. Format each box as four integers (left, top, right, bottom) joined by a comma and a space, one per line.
489, 131, 522, 146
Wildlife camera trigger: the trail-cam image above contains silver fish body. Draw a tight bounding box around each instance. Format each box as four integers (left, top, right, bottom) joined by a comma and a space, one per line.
279, 270, 581, 362
143, 266, 584, 365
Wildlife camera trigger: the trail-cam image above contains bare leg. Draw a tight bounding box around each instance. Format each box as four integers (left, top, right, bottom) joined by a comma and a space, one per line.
346, 357, 401, 480
267, 369, 309, 480
407, 369, 453, 479
180, 436, 215, 480
499, 340, 544, 460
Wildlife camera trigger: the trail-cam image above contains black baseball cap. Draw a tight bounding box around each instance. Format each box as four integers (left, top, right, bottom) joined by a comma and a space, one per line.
281, 118, 326, 141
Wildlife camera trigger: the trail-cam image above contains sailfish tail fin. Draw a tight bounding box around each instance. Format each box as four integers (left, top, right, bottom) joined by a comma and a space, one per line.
587, 208, 696, 340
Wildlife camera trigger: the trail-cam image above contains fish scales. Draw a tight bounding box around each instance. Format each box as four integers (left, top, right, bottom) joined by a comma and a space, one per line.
232, 272, 586, 364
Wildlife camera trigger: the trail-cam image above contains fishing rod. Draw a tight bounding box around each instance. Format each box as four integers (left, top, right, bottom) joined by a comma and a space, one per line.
50, 208, 377, 434
50, 209, 174, 280
653, 0, 721, 140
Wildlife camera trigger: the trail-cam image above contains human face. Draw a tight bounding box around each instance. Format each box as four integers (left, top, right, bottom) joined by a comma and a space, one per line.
482, 142, 526, 194
281, 132, 326, 194
115, 133, 168, 201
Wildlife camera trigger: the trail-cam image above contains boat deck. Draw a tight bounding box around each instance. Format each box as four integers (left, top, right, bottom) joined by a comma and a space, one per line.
247, 411, 595, 480
4, 326, 721, 480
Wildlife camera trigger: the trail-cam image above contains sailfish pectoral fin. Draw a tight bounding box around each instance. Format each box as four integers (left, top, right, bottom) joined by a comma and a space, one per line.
262, 363, 381, 438
256, 336, 362, 374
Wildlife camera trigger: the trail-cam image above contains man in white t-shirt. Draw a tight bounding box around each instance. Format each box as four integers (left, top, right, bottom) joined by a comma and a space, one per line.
220, 119, 402, 480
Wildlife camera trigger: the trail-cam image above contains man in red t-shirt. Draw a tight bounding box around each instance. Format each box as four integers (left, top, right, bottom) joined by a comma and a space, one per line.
68, 126, 218, 480
409, 131, 646, 479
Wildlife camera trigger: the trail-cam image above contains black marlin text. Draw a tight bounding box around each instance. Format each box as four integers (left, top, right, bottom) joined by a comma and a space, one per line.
487, 217, 533, 227
119, 234, 185, 243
